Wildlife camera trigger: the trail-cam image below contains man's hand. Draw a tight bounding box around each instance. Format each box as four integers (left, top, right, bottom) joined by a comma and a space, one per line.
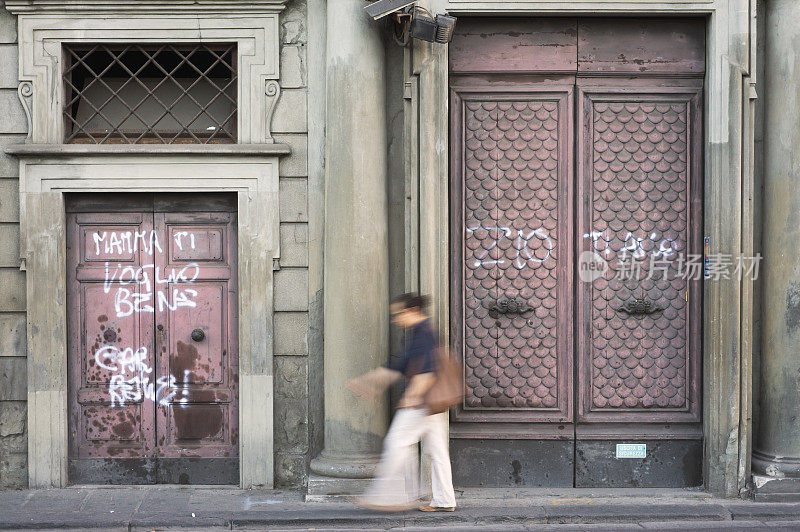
346, 376, 379, 400
346, 367, 401, 401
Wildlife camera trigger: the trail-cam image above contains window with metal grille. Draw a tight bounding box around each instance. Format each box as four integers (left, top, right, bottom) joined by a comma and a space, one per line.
63, 44, 237, 144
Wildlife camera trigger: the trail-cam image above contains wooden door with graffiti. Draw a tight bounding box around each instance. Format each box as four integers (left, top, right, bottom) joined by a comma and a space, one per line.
449, 17, 704, 488
67, 193, 238, 484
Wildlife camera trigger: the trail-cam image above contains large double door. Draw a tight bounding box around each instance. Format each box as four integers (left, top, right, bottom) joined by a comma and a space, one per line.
67, 193, 239, 484
449, 18, 704, 487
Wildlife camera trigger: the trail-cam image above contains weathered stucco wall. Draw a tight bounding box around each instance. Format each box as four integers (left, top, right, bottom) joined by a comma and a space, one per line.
386, 32, 407, 409
259, 0, 312, 487
751, 0, 765, 455
0, 4, 27, 488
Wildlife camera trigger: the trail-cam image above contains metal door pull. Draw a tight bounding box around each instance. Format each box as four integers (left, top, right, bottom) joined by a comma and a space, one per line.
488, 297, 534, 318
615, 298, 665, 316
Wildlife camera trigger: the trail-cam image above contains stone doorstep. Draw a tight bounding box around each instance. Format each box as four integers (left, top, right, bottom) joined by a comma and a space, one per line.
305, 473, 372, 501
453, 487, 712, 500
65, 484, 245, 490
755, 494, 800, 502
306, 477, 712, 502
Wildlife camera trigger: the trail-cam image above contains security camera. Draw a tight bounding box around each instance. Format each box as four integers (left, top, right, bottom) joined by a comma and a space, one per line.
434, 14, 457, 43
364, 0, 416, 20
411, 13, 457, 43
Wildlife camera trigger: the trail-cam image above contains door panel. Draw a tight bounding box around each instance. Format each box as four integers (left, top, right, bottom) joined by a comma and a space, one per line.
449, 18, 577, 74
67, 194, 239, 483
452, 87, 573, 424
576, 86, 703, 425
576, 18, 705, 75
68, 212, 156, 459
155, 211, 238, 458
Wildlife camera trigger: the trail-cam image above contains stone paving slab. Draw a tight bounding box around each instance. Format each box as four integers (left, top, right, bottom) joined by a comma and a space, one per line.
5, 529, 129, 532
0, 487, 799, 530
3, 523, 799, 532
541, 502, 731, 524
638, 521, 767, 530
726, 502, 800, 520
395, 526, 640, 532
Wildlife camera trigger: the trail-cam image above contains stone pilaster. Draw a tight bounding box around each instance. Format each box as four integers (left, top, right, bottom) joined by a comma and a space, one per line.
308, 0, 389, 492
752, 0, 800, 500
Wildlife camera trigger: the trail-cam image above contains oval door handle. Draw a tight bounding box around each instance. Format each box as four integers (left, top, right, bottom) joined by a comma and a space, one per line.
191, 328, 205, 342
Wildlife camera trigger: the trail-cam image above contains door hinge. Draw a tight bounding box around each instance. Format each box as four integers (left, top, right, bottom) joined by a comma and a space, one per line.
273, 257, 281, 271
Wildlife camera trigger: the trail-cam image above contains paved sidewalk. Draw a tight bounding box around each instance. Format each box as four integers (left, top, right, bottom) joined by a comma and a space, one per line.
0, 487, 799, 530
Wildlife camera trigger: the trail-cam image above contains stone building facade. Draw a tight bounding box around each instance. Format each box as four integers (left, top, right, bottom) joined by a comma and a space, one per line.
0, 0, 798, 501
0, 0, 319, 489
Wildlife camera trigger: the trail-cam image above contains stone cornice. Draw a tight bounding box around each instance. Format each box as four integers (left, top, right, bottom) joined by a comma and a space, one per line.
4, 0, 289, 15
5, 143, 292, 156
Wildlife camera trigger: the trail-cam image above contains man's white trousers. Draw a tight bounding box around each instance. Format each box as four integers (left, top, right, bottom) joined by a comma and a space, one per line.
362, 407, 457, 508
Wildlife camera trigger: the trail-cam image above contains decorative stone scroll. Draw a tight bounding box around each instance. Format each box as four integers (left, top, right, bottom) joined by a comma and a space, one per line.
264, 80, 282, 144
17, 81, 32, 141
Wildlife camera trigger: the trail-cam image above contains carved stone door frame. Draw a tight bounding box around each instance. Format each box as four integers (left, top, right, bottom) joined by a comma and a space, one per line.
413, 0, 757, 496
9, 146, 289, 488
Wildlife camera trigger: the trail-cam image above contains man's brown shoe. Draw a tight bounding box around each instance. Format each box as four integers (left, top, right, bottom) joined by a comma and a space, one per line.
418, 505, 455, 512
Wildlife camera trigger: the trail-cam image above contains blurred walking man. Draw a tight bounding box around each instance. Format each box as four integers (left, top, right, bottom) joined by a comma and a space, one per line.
347, 293, 457, 512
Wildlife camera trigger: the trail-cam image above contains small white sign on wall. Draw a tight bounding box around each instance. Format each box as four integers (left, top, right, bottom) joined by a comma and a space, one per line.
616, 443, 647, 459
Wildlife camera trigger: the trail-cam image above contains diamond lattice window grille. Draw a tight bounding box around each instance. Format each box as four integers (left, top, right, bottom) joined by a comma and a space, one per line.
63, 43, 238, 144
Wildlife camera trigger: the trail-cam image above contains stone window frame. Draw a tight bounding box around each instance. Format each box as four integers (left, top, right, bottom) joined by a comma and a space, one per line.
5, 1, 291, 489
9, 2, 284, 145
412, 0, 757, 497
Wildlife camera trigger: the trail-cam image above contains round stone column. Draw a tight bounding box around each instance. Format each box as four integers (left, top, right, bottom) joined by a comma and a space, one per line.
753, 0, 800, 478
309, 0, 389, 479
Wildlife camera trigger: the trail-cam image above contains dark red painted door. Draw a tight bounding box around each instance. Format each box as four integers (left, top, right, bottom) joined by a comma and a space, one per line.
449, 17, 704, 488
451, 88, 574, 426
576, 84, 703, 425
67, 193, 238, 484
154, 207, 238, 458
67, 209, 157, 460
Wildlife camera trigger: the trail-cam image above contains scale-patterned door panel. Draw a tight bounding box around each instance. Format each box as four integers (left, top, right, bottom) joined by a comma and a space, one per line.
453, 89, 573, 423
577, 88, 702, 423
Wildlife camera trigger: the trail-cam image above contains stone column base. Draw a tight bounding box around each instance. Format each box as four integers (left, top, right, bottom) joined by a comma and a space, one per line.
309, 451, 379, 479
752, 475, 800, 501
305, 474, 373, 502
752, 449, 800, 477
751, 450, 800, 501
